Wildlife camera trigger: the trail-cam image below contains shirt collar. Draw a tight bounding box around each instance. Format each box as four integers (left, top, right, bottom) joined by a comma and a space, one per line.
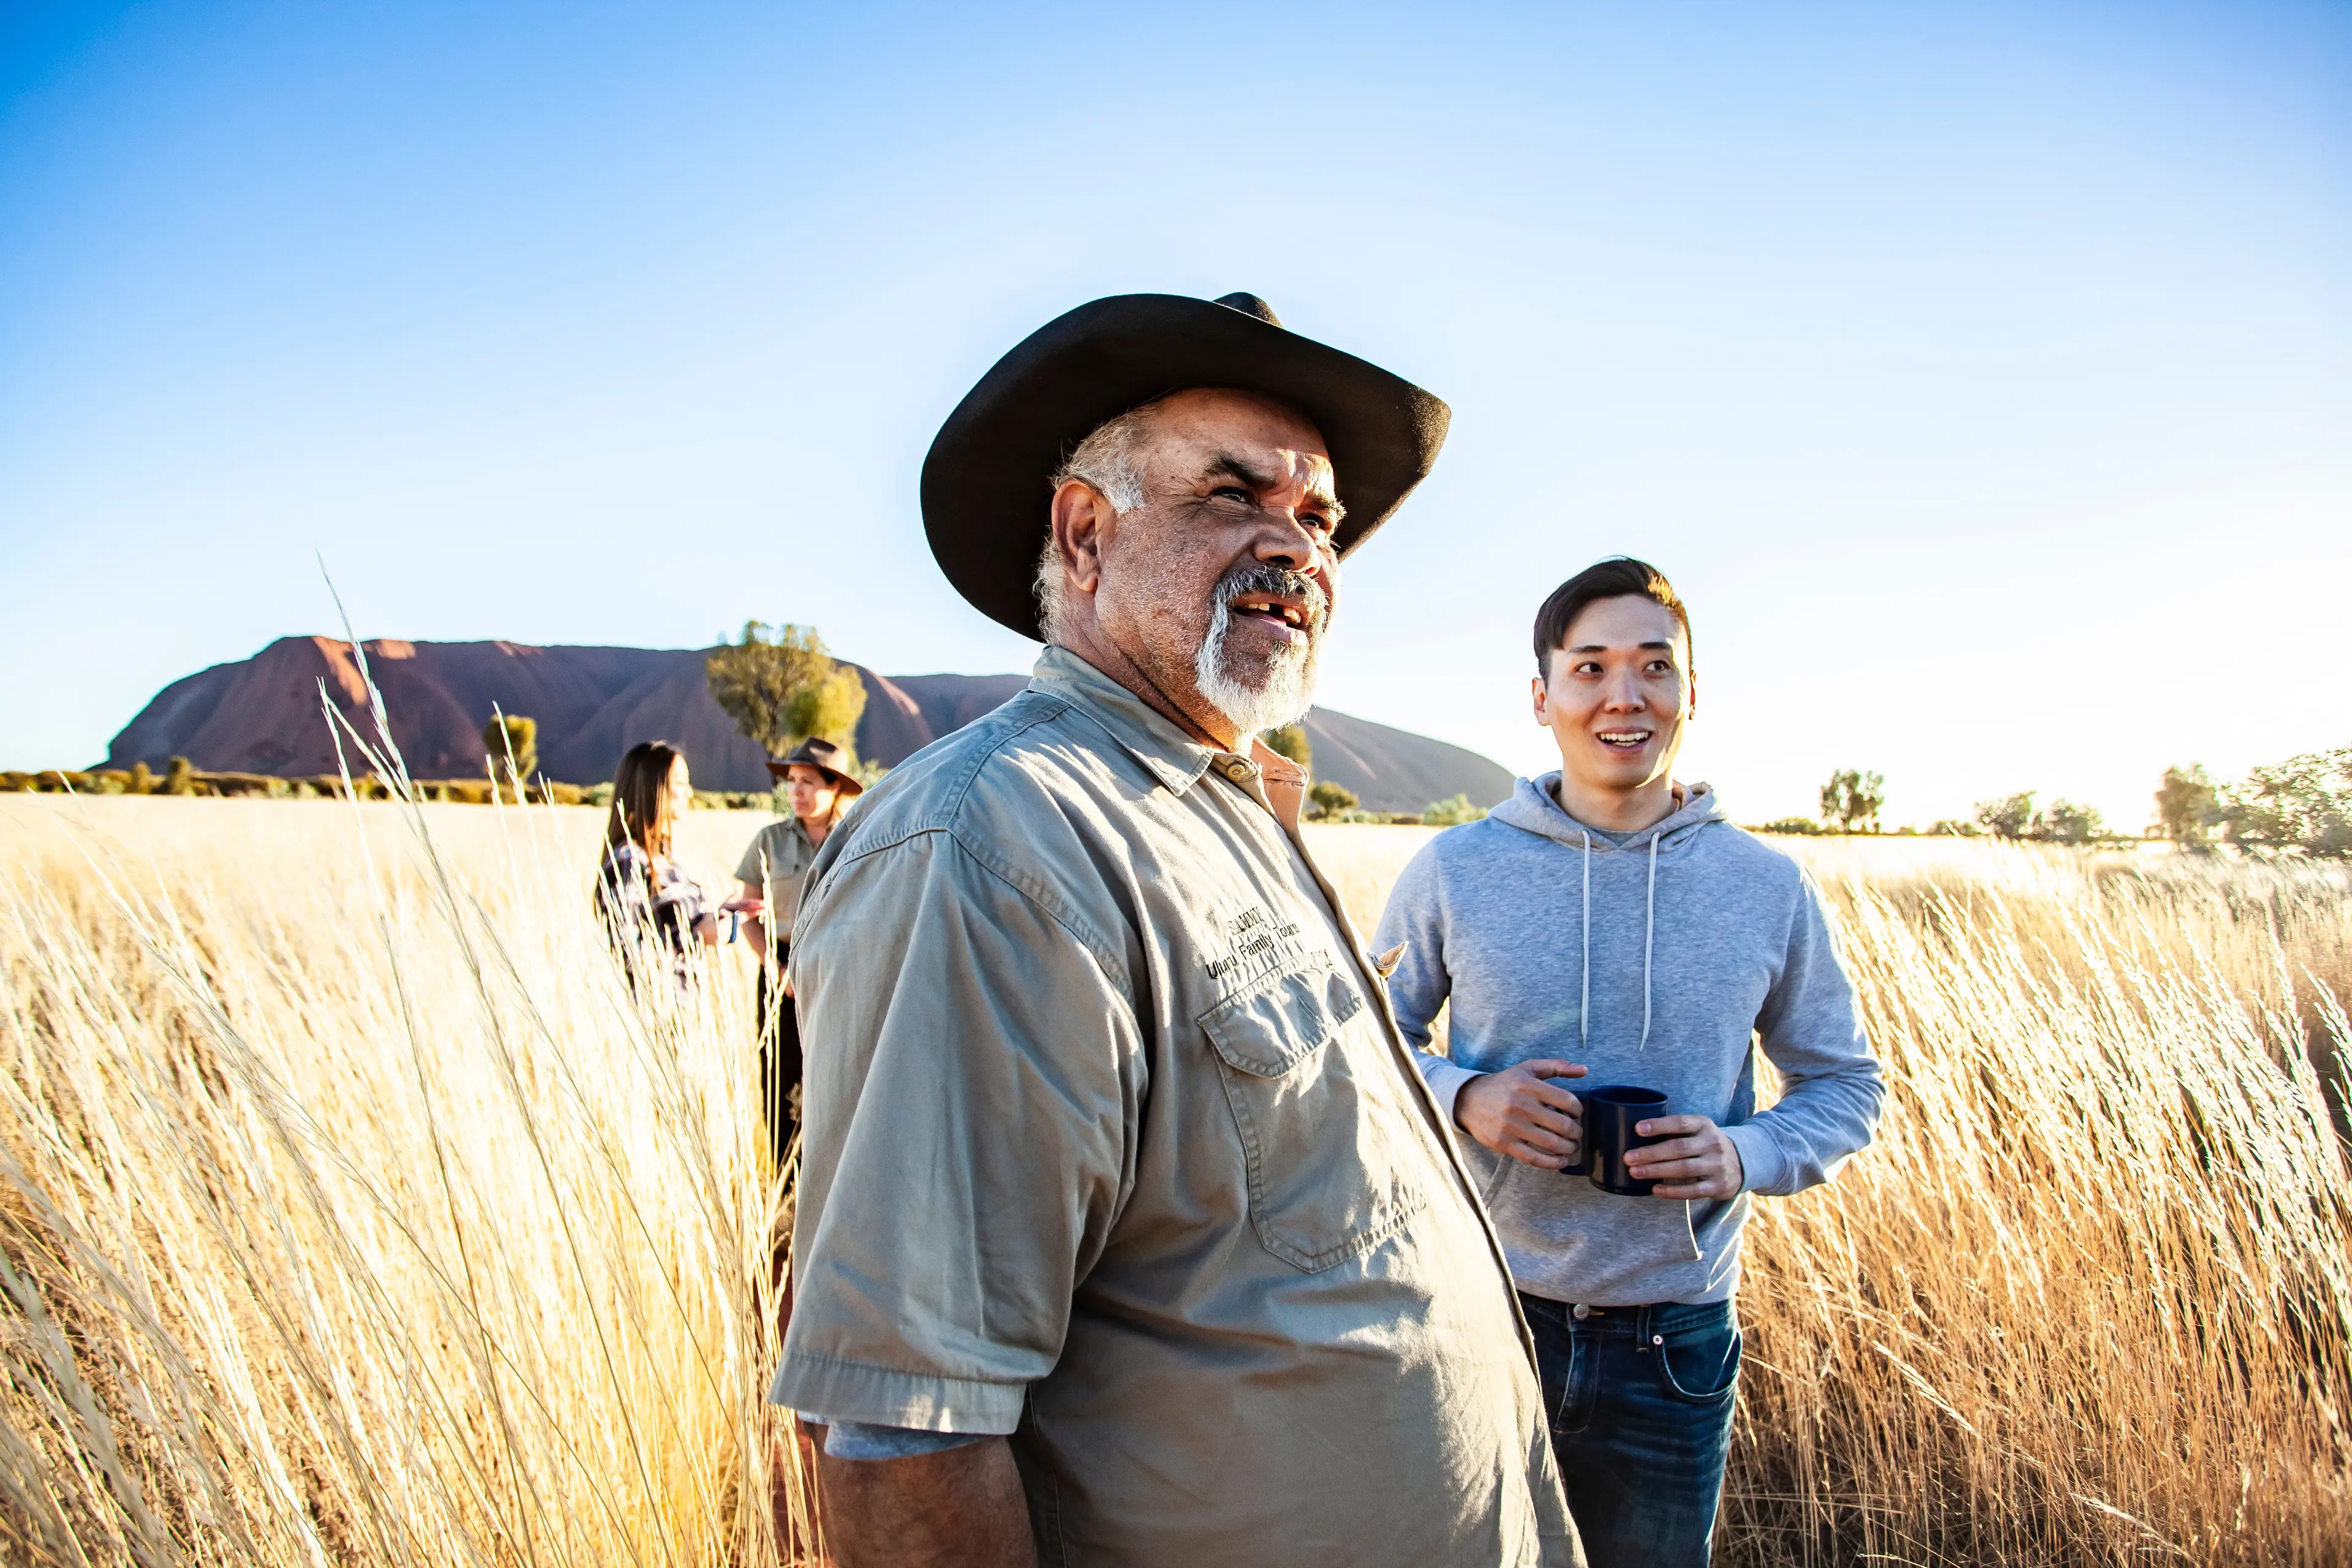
1027, 646, 1225, 795
1027, 647, 1310, 831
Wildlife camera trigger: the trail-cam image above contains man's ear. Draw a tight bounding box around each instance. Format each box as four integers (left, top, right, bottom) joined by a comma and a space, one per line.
1049, 480, 1110, 595
1686, 666, 1698, 722
1530, 672, 1549, 726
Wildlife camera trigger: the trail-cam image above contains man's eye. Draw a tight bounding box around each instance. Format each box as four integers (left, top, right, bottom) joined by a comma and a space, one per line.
1212, 486, 1252, 503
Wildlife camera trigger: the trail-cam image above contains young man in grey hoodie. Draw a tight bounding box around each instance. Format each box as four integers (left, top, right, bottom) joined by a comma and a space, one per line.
1373, 557, 1883, 1567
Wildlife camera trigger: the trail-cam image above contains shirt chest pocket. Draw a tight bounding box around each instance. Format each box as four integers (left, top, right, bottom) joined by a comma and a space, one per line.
1198, 955, 1428, 1272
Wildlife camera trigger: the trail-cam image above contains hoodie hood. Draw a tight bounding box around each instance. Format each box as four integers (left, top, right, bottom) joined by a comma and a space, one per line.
1491, 774, 1727, 856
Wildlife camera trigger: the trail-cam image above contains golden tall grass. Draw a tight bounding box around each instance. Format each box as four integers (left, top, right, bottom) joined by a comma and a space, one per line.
1, 796, 2346, 1564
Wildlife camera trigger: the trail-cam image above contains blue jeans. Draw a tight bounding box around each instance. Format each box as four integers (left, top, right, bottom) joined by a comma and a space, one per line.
1520, 1294, 1741, 1568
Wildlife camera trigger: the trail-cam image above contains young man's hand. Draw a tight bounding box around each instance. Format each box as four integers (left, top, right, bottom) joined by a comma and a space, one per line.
1624, 1115, 1746, 1199
1453, 1060, 1587, 1170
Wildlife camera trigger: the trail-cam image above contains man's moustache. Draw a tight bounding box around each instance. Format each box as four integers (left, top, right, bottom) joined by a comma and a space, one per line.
1211, 566, 1330, 635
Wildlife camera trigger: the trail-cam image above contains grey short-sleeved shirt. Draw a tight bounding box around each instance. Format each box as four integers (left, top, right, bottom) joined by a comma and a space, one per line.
772, 647, 1579, 1568
734, 816, 823, 940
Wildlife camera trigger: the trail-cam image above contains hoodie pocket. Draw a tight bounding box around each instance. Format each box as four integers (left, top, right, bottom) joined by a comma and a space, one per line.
1200, 956, 1427, 1271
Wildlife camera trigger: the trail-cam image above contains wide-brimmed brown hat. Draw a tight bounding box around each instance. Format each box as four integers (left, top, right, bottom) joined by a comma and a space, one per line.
764, 737, 864, 795
921, 292, 1451, 640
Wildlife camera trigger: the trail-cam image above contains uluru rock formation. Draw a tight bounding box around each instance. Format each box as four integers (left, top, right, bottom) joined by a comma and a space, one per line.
101, 637, 1513, 811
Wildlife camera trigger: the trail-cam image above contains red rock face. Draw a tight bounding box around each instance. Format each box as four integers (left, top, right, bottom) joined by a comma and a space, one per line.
99, 637, 1024, 793
97, 639, 1513, 809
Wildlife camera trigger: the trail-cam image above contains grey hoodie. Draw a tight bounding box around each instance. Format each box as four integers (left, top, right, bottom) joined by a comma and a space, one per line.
1373, 776, 1883, 1306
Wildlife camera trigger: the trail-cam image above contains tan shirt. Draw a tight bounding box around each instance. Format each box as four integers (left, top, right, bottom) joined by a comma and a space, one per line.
734, 816, 823, 940
772, 647, 1579, 1568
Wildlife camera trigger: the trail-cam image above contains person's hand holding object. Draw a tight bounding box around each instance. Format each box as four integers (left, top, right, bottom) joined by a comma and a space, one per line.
1454, 1060, 1588, 1170
1624, 1115, 1746, 1199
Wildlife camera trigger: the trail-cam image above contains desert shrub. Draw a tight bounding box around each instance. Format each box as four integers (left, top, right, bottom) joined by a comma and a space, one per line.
1264, 723, 1311, 769
690, 790, 772, 812
92, 771, 131, 796
1308, 780, 1358, 820
482, 714, 538, 797
164, 756, 194, 796
1759, 816, 1826, 836
1419, 794, 1488, 826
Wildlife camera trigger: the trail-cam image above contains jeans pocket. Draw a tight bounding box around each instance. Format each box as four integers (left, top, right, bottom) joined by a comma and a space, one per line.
1550, 1332, 1600, 1436
1654, 1316, 1743, 1405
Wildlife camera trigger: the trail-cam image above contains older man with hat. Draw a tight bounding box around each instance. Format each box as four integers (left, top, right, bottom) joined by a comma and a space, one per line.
771, 293, 1581, 1567
733, 736, 864, 1164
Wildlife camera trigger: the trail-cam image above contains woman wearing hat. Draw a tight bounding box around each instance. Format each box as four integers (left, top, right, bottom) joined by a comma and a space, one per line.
732, 737, 863, 1165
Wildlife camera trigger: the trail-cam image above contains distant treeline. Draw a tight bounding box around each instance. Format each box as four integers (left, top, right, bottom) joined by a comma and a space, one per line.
0, 758, 785, 811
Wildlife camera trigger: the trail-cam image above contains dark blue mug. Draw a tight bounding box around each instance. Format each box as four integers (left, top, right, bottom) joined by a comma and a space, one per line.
1581, 1084, 1670, 1196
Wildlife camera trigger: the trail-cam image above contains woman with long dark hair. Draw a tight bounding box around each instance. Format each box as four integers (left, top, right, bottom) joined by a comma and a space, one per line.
595, 740, 717, 987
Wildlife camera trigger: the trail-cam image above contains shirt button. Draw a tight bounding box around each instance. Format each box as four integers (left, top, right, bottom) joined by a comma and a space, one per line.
1226, 763, 1252, 780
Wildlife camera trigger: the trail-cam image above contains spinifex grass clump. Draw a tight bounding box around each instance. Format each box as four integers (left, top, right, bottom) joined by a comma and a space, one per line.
0, 790, 818, 1566
1719, 845, 2352, 1566
0, 800, 2346, 1565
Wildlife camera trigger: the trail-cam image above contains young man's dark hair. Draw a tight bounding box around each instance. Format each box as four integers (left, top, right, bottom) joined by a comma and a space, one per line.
1532, 556, 1692, 678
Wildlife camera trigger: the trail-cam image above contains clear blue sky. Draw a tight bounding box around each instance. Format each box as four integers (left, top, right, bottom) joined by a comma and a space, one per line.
2, 1, 2345, 827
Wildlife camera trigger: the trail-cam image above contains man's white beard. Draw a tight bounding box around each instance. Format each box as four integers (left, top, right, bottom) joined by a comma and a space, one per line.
1194, 597, 1321, 741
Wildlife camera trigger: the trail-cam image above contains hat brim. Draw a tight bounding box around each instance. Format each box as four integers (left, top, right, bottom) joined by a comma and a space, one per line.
921, 294, 1450, 641
764, 757, 865, 796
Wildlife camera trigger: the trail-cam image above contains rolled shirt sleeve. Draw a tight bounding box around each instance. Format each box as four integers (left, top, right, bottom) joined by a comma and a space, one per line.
733, 825, 774, 888
771, 825, 1142, 1434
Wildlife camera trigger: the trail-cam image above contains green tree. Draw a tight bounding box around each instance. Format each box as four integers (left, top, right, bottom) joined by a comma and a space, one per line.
784, 665, 869, 750
706, 622, 868, 758
1819, 768, 1886, 833
2043, 799, 2104, 845
130, 761, 154, 795
2214, 746, 2352, 859
1422, 794, 1488, 827
2154, 764, 2217, 845
1308, 780, 1357, 820
1263, 723, 1312, 769
165, 756, 195, 797
483, 714, 538, 799
1976, 792, 2038, 839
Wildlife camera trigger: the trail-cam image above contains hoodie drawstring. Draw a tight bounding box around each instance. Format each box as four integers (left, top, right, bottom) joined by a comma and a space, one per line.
1640, 832, 1658, 1051
1579, 831, 1591, 1052
1581, 827, 1661, 1054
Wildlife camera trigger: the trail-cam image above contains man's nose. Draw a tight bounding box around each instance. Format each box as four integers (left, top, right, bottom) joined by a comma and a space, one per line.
1252, 505, 1321, 570
1602, 674, 1646, 710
